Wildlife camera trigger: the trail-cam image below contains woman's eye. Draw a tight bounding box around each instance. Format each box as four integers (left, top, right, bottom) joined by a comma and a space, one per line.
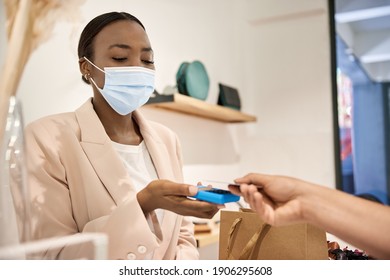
143, 60, 154, 65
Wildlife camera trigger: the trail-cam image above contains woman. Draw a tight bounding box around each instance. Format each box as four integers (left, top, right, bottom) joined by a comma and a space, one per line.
25, 11, 220, 260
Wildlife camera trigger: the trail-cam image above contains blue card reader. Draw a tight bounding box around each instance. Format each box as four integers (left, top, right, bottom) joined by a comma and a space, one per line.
191, 187, 240, 204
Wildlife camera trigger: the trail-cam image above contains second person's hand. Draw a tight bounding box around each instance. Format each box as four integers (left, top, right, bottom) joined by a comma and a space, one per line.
228, 173, 307, 226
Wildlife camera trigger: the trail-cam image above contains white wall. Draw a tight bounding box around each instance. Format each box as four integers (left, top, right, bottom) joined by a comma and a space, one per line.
9, 0, 335, 188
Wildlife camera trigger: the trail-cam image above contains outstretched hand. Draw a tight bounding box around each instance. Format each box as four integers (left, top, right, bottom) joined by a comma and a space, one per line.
228, 173, 308, 226
137, 179, 222, 219
230, 173, 390, 260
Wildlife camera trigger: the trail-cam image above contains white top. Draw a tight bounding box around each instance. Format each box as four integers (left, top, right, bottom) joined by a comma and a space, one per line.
111, 140, 162, 259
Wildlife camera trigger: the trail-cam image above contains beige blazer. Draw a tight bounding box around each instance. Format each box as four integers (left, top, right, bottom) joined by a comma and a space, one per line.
25, 98, 198, 260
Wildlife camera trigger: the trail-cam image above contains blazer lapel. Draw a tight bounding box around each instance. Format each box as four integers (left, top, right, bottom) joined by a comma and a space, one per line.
133, 111, 176, 180
133, 111, 183, 259
75, 99, 135, 205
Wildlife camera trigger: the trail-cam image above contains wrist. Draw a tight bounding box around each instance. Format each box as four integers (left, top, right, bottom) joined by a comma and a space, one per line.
299, 182, 330, 225
137, 191, 155, 215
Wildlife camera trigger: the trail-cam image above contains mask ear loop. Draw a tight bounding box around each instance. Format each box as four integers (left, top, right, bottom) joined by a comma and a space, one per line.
90, 77, 101, 89
83, 57, 105, 90
83, 56, 106, 74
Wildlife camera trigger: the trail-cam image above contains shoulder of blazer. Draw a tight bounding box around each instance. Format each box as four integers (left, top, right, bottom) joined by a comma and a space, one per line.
25, 111, 79, 138
25, 99, 96, 142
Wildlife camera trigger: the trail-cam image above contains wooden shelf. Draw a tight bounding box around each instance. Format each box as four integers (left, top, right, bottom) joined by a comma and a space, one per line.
145, 93, 257, 123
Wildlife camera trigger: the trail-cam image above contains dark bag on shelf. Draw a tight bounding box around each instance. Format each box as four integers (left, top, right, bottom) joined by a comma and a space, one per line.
176, 60, 210, 101
217, 83, 241, 111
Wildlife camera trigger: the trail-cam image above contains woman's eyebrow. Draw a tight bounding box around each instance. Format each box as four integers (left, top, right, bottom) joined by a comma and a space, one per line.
108, 44, 153, 53
142, 47, 153, 53
108, 43, 131, 50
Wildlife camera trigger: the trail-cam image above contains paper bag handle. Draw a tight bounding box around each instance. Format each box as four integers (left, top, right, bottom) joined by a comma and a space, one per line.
226, 217, 271, 260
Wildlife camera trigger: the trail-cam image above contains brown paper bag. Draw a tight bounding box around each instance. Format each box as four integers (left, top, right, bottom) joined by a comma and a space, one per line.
219, 209, 328, 260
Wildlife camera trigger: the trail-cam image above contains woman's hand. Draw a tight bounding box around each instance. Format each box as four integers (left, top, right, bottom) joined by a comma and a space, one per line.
137, 179, 222, 219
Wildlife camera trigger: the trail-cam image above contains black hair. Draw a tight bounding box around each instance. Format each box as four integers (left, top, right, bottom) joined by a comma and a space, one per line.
78, 12, 145, 83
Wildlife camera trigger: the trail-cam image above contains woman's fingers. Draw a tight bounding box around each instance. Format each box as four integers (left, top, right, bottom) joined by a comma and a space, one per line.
157, 180, 199, 196
169, 197, 221, 219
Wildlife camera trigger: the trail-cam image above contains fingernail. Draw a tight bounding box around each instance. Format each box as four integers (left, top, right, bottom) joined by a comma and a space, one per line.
217, 205, 226, 209
189, 185, 198, 196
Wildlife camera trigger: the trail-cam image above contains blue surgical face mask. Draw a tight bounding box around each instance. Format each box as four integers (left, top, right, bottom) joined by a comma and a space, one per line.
84, 57, 155, 115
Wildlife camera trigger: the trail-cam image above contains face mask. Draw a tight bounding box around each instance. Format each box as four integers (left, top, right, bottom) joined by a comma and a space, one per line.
84, 57, 155, 115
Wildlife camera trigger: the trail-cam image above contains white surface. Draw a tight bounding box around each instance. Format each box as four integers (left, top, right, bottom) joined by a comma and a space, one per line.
198, 241, 218, 260
0, 233, 108, 259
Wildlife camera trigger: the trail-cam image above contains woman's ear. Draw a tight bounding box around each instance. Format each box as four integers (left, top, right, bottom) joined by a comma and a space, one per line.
79, 57, 91, 84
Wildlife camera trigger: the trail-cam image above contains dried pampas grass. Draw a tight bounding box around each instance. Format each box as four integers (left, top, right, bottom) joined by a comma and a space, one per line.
4, 0, 85, 53
0, 0, 85, 143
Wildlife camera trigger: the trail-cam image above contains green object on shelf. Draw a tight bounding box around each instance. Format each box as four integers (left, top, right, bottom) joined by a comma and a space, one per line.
176, 60, 210, 101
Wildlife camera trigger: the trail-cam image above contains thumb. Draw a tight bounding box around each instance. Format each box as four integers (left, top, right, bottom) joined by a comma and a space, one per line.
188, 185, 199, 196
235, 173, 268, 186
161, 181, 198, 196
234, 176, 251, 184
